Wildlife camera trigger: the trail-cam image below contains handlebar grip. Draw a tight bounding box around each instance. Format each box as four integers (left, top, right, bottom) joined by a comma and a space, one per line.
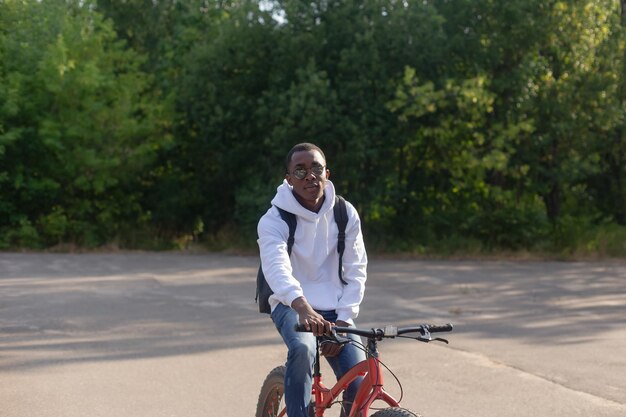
428, 323, 454, 333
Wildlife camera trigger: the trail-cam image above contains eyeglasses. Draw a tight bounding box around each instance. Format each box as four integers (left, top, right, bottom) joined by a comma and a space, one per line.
290, 165, 326, 180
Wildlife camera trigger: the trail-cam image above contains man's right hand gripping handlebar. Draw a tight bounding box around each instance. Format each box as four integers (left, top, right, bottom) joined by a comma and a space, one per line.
291, 296, 333, 337
291, 296, 345, 357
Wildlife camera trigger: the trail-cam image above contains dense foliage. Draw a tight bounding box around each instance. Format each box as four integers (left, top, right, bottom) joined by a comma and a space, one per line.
1, 0, 625, 256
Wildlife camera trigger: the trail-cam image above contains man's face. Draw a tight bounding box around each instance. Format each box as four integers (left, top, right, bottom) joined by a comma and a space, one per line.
286, 149, 330, 211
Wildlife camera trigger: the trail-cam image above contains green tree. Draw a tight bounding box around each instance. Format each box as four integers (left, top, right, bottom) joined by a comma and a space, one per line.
585, 1, 626, 225
0, 1, 169, 248
385, 0, 623, 249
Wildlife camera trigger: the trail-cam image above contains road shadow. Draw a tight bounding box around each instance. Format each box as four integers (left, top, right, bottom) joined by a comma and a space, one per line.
362, 260, 626, 343
1, 254, 625, 372
0, 253, 281, 371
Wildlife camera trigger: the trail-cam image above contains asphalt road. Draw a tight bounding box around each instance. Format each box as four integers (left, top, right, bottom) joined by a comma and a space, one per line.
1, 252, 625, 417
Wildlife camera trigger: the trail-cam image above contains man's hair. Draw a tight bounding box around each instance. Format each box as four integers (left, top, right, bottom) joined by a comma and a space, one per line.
285, 143, 327, 171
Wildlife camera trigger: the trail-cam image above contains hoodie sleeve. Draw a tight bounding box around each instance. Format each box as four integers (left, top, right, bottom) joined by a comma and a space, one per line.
335, 201, 368, 323
257, 208, 305, 307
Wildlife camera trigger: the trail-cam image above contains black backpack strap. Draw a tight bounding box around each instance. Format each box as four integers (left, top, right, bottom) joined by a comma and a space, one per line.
334, 195, 349, 285
276, 207, 297, 255
255, 207, 297, 313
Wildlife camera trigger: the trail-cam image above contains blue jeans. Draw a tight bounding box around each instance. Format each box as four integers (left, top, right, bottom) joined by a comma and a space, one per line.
271, 303, 366, 417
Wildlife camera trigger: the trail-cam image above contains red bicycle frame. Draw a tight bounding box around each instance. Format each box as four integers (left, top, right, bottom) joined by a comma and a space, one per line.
309, 338, 399, 417
265, 323, 452, 417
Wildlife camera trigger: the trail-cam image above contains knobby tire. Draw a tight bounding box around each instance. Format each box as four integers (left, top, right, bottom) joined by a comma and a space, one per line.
370, 407, 423, 417
256, 366, 286, 417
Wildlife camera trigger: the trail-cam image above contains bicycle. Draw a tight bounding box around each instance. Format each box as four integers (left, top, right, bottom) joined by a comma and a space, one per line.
256, 322, 453, 417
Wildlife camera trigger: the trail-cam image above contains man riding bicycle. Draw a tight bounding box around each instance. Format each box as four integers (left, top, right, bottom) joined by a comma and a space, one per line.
257, 142, 368, 417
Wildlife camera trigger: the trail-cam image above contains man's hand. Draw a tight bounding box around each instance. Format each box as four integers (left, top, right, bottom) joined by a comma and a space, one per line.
291, 298, 353, 357
320, 338, 342, 357
320, 320, 351, 357
291, 297, 332, 336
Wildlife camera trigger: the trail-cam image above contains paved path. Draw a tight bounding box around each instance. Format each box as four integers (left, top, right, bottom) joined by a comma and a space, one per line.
1, 253, 625, 417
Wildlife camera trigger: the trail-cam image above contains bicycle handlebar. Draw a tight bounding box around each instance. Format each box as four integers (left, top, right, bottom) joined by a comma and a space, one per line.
295, 323, 453, 339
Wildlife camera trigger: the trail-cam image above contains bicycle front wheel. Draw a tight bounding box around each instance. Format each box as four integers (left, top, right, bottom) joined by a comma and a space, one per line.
371, 407, 423, 417
256, 366, 286, 417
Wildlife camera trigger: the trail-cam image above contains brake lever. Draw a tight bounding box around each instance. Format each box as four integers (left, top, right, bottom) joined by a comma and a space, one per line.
414, 336, 449, 344
414, 330, 449, 344
319, 329, 351, 346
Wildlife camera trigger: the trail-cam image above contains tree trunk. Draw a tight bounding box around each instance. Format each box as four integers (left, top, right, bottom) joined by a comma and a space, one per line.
542, 182, 561, 224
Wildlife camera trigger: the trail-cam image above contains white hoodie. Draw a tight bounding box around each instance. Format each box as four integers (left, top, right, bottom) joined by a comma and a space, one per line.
257, 179, 368, 323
